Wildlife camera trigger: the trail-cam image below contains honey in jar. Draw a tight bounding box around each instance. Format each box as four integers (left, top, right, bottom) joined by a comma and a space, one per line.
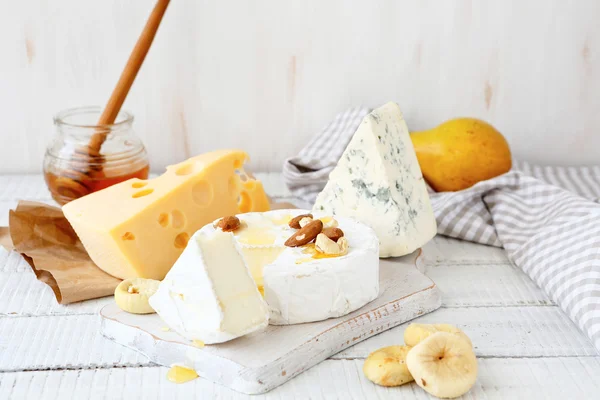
43, 106, 149, 205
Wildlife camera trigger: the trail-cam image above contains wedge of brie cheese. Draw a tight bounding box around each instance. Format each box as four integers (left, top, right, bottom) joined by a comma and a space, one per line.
313, 102, 437, 257
202, 210, 380, 325
149, 230, 269, 344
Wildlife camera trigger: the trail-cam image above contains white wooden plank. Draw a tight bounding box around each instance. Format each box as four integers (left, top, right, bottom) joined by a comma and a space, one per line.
0, 315, 149, 372
0, 202, 15, 227
0, 248, 28, 273
0, 248, 112, 316
334, 306, 598, 359
2, 358, 600, 400
0, 175, 52, 202
418, 236, 553, 307
422, 236, 510, 265
419, 259, 552, 307
2, 306, 597, 373
0, 271, 112, 317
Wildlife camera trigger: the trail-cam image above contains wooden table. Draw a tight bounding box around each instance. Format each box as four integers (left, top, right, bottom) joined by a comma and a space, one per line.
1, 174, 599, 399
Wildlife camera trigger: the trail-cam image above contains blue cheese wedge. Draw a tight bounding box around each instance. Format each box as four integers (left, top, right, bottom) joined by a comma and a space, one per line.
313, 102, 437, 257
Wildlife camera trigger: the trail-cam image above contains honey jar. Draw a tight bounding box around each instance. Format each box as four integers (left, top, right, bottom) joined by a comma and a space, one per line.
44, 106, 149, 205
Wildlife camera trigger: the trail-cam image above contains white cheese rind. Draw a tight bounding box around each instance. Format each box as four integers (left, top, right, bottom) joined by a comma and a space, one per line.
313, 102, 437, 257
202, 210, 380, 325
264, 244, 379, 325
149, 231, 269, 344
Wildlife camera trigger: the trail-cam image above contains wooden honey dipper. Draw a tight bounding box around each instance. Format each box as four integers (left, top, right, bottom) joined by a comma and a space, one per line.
54, 0, 171, 202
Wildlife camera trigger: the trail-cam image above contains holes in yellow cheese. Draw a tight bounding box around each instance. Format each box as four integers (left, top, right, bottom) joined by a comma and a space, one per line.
174, 232, 190, 249
132, 182, 147, 189
158, 213, 169, 227
175, 163, 194, 176
243, 180, 256, 190
132, 188, 154, 198
238, 191, 252, 213
228, 176, 238, 196
121, 232, 135, 241
192, 180, 213, 206
171, 210, 186, 229
234, 168, 249, 182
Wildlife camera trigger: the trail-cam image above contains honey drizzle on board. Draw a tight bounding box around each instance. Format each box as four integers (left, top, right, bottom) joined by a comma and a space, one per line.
167, 365, 199, 384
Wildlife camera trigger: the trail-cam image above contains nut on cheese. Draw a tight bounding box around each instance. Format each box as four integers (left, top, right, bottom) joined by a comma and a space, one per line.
62, 149, 270, 280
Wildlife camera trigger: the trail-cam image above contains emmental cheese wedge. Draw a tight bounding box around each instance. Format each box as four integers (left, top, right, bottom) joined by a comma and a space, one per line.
63, 150, 270, 280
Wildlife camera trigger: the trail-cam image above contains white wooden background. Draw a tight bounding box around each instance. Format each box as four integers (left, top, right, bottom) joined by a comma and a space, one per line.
2, 0, 599, 174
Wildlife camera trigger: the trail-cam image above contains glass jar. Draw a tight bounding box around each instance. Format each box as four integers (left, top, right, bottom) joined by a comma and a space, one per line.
44, 106, 149, 205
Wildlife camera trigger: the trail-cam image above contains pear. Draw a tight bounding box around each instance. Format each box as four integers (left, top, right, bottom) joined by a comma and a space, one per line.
406, 332, 478, 398
114, 277, 160, 314
411, 118, 512, 192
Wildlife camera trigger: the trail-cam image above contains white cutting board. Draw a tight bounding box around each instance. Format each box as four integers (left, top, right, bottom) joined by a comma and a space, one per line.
100, 250, 441, 394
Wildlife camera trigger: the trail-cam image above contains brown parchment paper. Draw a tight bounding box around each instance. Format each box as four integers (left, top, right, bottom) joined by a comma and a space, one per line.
5, 201, 121, 304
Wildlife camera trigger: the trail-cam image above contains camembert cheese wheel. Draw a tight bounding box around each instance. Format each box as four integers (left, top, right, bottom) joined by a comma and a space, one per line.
205, 209, 380, 325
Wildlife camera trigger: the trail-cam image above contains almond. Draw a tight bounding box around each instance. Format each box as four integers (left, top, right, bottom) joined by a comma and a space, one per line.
289, 213, 313, 229
285, 219, 323, 247
322, 227, 344, 242
299, 217, 313, 228
215, 216, 241, 232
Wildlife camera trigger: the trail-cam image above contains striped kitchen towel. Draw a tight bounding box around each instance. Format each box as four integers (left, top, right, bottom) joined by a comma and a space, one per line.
283, 107, 600, 352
